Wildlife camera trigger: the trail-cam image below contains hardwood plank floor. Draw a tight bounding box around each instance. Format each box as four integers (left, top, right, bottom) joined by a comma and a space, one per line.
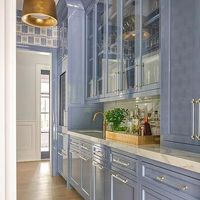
17, 161, 83, 200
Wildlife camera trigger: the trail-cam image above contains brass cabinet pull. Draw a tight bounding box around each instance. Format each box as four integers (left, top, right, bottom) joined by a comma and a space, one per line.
58, 132, 64, 137
197, 99, 200, 141
92, 161, 103, 170
81, 145, 89, 151
70, 141, 79, 146
156, 176, 165, 182
113, 158, 130, 167
79, 155, 88, 161
94, 150, 104, 157
191, 99, 197, 140
58, 152, 63, 156
178, 185, 188, 191
112, 174, 128, 184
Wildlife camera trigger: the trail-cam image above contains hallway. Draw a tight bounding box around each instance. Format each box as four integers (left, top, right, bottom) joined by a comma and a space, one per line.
17, 161, 83, 200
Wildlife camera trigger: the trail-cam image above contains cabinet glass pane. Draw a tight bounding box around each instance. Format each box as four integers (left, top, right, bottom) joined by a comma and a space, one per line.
96, 0, 106, 96
107, 0, 119, 94
87, 10, 94, 97
142, 0, 160, 86
122, 0, 136, 90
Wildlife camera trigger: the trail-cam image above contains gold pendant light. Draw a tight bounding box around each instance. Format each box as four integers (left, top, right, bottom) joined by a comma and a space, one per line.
22, 0, 57, 28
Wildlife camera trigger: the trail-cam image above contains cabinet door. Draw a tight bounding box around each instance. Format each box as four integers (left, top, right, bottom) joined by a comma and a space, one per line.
111, 172, 137, 200
141, 186, 183, 200
92, 162, 111, 200
62, 151, 68, 180
86, 8, 95, 98
121, 0, 138, 93
106, 0, 120, 96
140, 0, 160, 90
96, 0, 106, 97
161, 0, 200, 152
80, 155, 92, 199
58, 152, 64, 176
58, 133, 63, 150
69, 149, 81, 187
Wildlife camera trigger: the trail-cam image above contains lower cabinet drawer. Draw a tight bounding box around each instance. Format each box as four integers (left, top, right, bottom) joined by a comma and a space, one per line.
69, 137, 80, 149
141, 185, 184, 200
111, 151, 138, 177
142, 162, 200, 200
93, 145, 108, 160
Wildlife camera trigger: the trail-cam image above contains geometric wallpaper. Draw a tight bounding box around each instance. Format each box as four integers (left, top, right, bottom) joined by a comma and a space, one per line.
16, 10, 58, 48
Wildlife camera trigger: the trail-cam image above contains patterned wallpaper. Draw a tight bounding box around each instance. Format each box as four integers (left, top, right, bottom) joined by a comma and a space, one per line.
16, 10, 58, 48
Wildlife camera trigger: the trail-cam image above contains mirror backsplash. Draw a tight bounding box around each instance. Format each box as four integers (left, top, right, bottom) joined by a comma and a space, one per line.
104, 96, 160, 135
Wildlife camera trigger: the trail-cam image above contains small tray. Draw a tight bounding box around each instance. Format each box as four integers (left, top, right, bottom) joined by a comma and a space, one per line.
106, 131, 160, 145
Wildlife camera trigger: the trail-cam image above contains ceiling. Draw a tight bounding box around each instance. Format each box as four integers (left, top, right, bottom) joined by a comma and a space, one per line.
16, 0, 59, 10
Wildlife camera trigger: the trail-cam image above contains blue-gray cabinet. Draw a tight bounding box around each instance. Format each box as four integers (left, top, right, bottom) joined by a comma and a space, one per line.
69, 147, 81, 187
67, 135, 200, 200
57, 132, 68, 180
161, 0, 200, 153
110, 171, 138, 200
86, 0, 160, 102
92, 160, 110, 200
80, 153, 92, 199
69, 138, 93, 199
141, 185, 183, 200
141, 161, 200, 200
58, 151, 64, 176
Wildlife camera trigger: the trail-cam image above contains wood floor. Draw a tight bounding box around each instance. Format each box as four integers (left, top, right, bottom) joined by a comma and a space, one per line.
17, 161, 83, 200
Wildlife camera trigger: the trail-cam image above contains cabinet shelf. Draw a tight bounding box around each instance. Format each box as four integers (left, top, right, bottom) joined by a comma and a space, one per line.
89, 58, 93, 62
109, 11, 117, 20
98, 51, 105, 56
88, 34, 93, 39
143, 10, 159, 27
98, 25, 105, 31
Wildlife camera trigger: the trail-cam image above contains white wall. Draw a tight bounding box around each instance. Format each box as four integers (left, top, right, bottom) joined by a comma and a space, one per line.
16, 49, 51, 161
0, 0, 16, 199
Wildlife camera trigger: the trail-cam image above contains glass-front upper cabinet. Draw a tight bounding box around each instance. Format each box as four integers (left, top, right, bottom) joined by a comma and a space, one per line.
86, 8, 95, 98
107, 0, 120, 95
96, 0, 106, 97
141, 0, 160, 87
121, 0, 137, 92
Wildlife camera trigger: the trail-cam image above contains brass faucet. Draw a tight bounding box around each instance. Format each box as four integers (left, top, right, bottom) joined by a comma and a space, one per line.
92, 112, 104, 121
93, 112, 106, 139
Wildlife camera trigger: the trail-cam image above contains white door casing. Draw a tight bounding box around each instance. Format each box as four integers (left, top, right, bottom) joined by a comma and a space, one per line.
0, 0, 16, 199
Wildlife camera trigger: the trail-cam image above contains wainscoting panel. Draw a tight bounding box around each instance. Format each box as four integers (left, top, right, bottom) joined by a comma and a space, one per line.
17, 121, 40, 162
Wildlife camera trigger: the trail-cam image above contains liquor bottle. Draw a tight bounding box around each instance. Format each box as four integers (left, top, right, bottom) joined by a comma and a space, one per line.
143, 116, 152, 136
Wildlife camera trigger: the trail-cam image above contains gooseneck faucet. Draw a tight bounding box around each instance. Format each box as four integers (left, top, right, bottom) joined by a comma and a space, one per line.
93, 112, 106, 139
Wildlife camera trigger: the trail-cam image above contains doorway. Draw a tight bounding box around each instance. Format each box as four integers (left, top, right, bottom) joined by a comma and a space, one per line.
16, 49, 52, 162
40, 70, 50, 159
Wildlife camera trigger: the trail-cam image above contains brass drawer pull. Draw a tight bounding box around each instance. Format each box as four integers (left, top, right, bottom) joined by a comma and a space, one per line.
58, 133, 63, 137
70, 141, 79, 146
81, 145, 89, 151
94, 150, 104, 157
58, 152, 63, 156
113, 158, 130, 167
79, 155, 88, 161
112, 174, 128, 184
92, 161, 104, 170
156, 176, 165, 182
178, 185, 188, 191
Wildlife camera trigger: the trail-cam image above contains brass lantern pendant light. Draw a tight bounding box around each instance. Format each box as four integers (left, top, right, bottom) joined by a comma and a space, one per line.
22, 0, 57, 28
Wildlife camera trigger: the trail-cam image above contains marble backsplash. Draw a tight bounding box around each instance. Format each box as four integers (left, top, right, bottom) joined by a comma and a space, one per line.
104, 96, 160, 135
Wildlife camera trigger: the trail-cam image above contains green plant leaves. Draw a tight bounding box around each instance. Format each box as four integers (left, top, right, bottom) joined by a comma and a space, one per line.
105, 108, 129, 131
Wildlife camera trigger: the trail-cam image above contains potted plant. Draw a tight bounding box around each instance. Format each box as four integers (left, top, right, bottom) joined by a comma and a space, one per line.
105, 108, 129, 132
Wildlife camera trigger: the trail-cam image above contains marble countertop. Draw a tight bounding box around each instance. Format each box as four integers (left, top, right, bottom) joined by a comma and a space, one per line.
68, 130, 200, 174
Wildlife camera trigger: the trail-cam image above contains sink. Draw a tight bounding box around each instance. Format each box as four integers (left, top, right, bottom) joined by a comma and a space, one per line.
74, 130, 103, 139
77, 130, 102, 134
